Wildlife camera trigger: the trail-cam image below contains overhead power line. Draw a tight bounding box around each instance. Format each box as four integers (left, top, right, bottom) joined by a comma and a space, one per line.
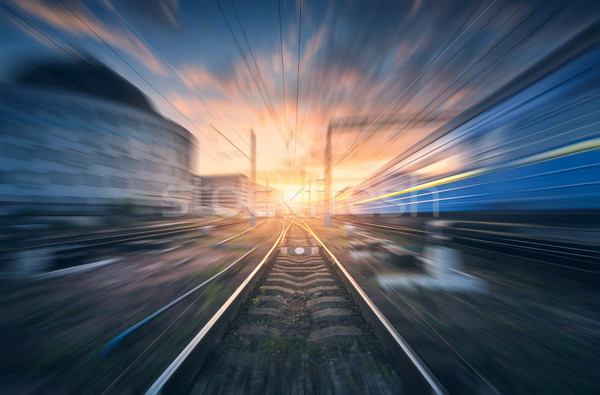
278, 0, 288, 140
216, 0, 288, 147
294, 0, 303, 161
57, 0, 245, 163
103, 0, 256, 159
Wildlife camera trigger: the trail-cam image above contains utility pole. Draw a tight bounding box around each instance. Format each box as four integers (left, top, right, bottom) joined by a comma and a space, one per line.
250, 129, 256, 227
324, 123, 332, 227
308, 178, 311, 218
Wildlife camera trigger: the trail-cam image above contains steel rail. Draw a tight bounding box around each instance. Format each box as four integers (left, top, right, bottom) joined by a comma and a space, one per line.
213, 221, 262, 246
295, 218, 445, 394
99, 247, 258, 357
1, 218, 247, 253
145, 219, 291, 394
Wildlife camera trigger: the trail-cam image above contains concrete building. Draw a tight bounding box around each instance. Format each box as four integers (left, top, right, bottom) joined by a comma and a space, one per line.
194, 174, 250, 217
194, 174, 280, 217
0, 56, 195, 220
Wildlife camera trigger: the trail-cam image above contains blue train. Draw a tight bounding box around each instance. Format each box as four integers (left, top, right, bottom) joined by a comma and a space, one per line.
339, 23, 600, 219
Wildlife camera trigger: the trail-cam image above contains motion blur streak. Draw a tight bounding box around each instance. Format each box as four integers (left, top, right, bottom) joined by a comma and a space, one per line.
351, 137, 599, 206
339, 28, 600, 216
0, 0, 599, 394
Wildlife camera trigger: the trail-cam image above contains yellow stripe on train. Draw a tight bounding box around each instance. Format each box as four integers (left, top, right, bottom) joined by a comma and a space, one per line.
351, 137, 600, 206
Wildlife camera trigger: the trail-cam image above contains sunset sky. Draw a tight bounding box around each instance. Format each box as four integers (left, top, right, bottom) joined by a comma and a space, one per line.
0, 0, 597, 193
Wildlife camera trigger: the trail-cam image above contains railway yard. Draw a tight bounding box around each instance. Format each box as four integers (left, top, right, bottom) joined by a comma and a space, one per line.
0, 216, 598, 394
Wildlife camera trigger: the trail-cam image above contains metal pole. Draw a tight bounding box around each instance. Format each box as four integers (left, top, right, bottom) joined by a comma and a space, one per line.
324, 123, 332, 227
250, 129, 256, 227
308, 178, 311, 218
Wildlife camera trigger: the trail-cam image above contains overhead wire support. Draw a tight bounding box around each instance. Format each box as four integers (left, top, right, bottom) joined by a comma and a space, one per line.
343, 0, 573, 193
330, 0, 498, 170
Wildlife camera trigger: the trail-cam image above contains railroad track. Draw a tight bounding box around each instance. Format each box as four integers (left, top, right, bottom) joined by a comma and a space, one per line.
340, 219, 599, 276
2, 218, 245, 252
0, 218, 248, 272
147, 219, 443, 394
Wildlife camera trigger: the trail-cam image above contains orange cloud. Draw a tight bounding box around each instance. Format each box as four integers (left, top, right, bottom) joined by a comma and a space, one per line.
12, 0, 167, 75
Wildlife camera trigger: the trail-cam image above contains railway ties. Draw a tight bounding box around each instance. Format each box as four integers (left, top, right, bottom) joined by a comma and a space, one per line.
190, 223, 405, 394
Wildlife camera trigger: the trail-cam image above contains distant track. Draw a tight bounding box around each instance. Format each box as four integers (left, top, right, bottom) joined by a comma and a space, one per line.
2, 218, 247, 253
340, 218, 599, 275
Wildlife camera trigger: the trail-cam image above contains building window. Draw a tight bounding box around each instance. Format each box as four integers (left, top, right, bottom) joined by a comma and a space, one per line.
143, 159, 159, 173
66, 149, 91, 167
109, 176, 128, 189
14, 170, 46, 186
49, 171, 75, 186
122, 157, 139, 172
33, 146, 63, 163
81, 173, 102, 187
97, 152, 119, 168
